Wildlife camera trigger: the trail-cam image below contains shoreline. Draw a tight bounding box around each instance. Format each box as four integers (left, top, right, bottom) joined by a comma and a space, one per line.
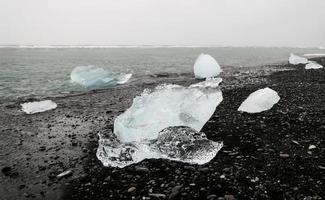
0, 57, 324, 199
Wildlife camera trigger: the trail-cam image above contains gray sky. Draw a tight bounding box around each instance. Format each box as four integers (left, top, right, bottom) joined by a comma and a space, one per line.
0, 0, 324, 46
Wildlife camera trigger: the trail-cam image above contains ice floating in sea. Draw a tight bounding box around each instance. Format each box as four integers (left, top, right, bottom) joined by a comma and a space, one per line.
305, 61, 323, 70
114, 78, 223, 142
193, 53, 222, 79
238, 87, 280, 113
97, 78, 224, 168
70, 66, 132, 88
21, 100, 57, 114
96, 126, 223, 168
303, 53, 325, 57
289, 54, 308, 65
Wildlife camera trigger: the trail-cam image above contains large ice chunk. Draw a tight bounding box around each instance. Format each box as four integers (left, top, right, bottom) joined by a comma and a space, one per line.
96, 126, 223, 168
114, 78, 223, 142
289, 54, 308, 65
193, 54, 222, 79
70, 66, 132, 88
238, 87, 280, 113
21, 100, 57, 114
305, 61, 323, 70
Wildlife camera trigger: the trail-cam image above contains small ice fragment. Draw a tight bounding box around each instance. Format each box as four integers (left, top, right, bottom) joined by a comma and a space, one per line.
305, 61, 323, 70
238, 87, 280, 113
114, 78, 223, 142
308, 145, 316, 150
21, 100, 57, 114
96, 126, 223, 168
57, 170, 72, 178
193, 53, 222, 79
70, 66, 132, 88
289, 54, 308, 65
117, 73, 133, 84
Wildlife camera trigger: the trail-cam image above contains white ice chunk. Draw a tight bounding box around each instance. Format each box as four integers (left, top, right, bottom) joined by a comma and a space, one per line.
96, 126, 223, 168
70, 66, 132, 88
114, 78, 223, 142
289, 54, 308, 65
193, 53, 222, 79
21, 100, 57, 114
305, 61, 323, 70
238, 87, 280, 113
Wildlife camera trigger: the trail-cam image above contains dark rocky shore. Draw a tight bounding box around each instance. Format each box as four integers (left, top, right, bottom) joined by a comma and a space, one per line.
0, 58, 324, 200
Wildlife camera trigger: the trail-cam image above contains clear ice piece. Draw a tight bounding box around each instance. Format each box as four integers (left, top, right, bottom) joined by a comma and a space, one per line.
114, 78, 223, 143
70, 66, 132, 88
305, 61, 323, 69
193, 53, 222, 79
289, 53, 308, 65
238, 87, 280, 113
21, 100, 57, 114
96, 126, 223, 168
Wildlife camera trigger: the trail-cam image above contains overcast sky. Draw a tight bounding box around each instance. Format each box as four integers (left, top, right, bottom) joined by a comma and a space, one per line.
0, 0, 324, 46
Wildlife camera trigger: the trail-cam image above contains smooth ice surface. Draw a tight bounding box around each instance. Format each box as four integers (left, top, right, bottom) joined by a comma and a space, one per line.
193, 53, 222, 79
238, 87, 280, 113
305, 61, 323, 70
114, 78, 223, 143
21, 100, 57, 114
70, 66, 132, 88
96, 126, 223, 168
289, 53, 308, 65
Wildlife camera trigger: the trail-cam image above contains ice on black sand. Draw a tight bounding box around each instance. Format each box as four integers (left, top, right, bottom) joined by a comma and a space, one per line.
97, 78, 224, 168
238, 87, 280, 113
193, 53, 222, 79
21, 100, 57, 114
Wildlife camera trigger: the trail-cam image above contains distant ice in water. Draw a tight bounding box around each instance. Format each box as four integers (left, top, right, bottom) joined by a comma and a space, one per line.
289, 53, 308, 65
193, 53, 222, 79
70, 66, 132, 88
238, 87, 280, 113
305, 61, 323, 70
97, 79, 224, 168
21, 100, 57, 114
303, 53, 325, 57
114, 78, 223, 142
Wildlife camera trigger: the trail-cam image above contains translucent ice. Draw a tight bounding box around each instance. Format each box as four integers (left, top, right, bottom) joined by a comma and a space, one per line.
96, 126, 223, 168
193, 53, 222, 79
289, 54, 308, 65
70, 66, 132, 88
21, 100, 57, 114
238, 87, 280, 113
305, 61, 323, 70
114, 78, 223, 142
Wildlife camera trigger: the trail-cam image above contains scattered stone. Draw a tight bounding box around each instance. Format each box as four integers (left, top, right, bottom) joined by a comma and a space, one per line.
318, 166, 325, 170
127, 187, 136, 193
207, 194, 218, 199
224, 195, 236, 200
135, 167, 150, 173
39, 146, 46, 151
279, 153, 290, 158
149, 193, 166, 198
169, 185, 182, 199
2, 166, 12, 176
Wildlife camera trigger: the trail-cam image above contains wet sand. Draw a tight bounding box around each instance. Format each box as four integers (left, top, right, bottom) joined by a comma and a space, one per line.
0, 58, 324, 199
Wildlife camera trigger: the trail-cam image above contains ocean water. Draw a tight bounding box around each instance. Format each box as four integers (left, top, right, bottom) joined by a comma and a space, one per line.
1, 47, 324, 101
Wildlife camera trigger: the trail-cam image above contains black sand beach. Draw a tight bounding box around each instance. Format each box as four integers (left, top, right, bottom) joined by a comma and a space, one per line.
0, 58, 324, 200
